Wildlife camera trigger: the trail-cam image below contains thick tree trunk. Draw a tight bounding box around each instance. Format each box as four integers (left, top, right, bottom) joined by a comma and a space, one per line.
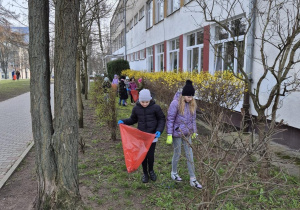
29, 0, 81, 209
76, 52, 84, 128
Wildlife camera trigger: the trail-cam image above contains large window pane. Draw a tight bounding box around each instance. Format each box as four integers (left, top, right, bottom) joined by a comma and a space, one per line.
147, 1, 153, 28
232, 18, 247, 37
192, 48, 199, 72
174, 51, 178, 70
187, 33, 195, 46
169, 0, 180, 13
157, 0, 164, 22
224, 42, 234, 71
215, 26, 228, 41
200, 48, 203, 71
237, 41, 244, 73
170, 51, 178, 71
215, 44, 223, 71
197, 31, 204, 45
187, 50, 192, 72
160, 54, 164, 71
176, 39, 179, 49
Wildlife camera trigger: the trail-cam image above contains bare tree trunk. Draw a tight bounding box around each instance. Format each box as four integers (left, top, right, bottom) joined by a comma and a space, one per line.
83, 47, 88, 100
76, 51, 84, 128
256, 112, 270, 178
95, 0, 104, 53
29, 0, 81, 208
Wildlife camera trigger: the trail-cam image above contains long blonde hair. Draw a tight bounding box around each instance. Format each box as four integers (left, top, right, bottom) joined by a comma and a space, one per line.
178, 95, 197, 115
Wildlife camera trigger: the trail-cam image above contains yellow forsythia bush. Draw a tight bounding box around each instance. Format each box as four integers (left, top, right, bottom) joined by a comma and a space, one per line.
121, 69, 246, 115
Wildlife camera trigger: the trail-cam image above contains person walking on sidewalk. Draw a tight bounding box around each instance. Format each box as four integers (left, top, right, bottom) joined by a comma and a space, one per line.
166, 80, 202, 189
118, 89, 165, 183
16, 70, 21, 80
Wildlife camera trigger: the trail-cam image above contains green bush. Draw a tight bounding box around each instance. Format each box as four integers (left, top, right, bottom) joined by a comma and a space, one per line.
107, 59, 130, 81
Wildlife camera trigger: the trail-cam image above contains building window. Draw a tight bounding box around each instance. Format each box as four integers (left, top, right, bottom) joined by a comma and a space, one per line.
169, 38, 179, 71
134, 14, 138, 25
130, 19, 133, 29
120, 33, 123, 48
214, 17, 246, 72
156, 0, 164, 23
135, 52, 139, 60
126, 23, 130, 33
147, 47, 153, 72
186, 30, 204, 73
146, 0, 153, 29
139, 6, 145, 20
168, 0, 180, 14
156, 43, 164, 72
140, 49, 145, 60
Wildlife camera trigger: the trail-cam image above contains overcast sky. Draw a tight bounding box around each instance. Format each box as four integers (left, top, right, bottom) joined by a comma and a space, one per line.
1, 0, 116, 28
1, 0, 28, 27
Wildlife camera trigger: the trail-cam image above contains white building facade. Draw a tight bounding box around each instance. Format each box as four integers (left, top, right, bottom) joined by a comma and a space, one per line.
110, 0, 300, 148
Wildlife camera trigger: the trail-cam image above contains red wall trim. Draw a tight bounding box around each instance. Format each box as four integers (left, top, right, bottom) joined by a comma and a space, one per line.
153, 45, 155, 72
203, 25, 210, 72
179, 35, 183, 72
164, 40, 167, 71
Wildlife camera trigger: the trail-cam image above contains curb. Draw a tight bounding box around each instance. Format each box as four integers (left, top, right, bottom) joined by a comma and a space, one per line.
0, 141, 34, 189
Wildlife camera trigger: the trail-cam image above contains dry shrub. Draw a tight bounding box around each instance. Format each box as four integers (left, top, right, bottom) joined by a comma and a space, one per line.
121, 69, 294, 209
90, 77, 117, 141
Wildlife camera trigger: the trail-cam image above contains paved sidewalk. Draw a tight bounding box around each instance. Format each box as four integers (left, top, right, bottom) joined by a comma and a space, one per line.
0, 85, 54, 188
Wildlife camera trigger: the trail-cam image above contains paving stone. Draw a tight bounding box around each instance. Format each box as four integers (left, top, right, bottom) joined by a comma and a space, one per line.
0, 85, 54, 186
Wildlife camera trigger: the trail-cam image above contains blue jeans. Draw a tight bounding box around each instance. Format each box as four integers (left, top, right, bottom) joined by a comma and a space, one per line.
172, 136, 195, 178
119, 98, 126, 105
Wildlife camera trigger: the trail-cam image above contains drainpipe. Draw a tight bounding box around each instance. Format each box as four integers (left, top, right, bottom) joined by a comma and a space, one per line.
243, 0, 257, 132
124, 0, 127, 60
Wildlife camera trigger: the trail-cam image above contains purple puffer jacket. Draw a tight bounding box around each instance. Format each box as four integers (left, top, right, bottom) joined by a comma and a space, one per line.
167, 92, 197, 137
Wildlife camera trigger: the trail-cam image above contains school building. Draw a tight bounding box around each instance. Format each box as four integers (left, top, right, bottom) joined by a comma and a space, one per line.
109, 0, 300, 149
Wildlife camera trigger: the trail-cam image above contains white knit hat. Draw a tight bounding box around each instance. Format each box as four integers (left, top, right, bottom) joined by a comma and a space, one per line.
139, 89, 152, 101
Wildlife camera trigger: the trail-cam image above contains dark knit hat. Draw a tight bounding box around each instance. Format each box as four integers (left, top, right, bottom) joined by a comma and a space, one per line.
182, 80, 195, 96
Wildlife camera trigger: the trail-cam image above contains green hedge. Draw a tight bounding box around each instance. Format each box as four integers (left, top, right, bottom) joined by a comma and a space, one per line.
107, 59, 130, 81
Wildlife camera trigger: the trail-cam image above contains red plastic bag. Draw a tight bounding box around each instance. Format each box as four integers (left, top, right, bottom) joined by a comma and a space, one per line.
131, 89, 139, 102
119, 124, 155, 173
111, 84, 118, 90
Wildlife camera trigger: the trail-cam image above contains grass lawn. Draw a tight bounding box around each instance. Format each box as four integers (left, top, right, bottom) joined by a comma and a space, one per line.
0, 79, 30, 102
78, 95, 300, 209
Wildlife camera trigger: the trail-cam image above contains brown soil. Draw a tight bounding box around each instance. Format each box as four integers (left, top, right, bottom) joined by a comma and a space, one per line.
0, 147, 36, 210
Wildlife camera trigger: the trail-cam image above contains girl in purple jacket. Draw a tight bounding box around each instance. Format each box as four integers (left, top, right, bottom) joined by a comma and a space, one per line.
166, 80, 202, 189
128, 77, 137, 104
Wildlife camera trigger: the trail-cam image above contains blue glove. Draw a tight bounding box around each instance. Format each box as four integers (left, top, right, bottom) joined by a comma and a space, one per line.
127, 88, 130, 91
118, 120, 124, 125
155, 131, 161, 138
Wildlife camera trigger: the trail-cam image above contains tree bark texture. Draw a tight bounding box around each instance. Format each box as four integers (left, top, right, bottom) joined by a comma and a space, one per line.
29, 0, 81, 209
76, 51, 84, 128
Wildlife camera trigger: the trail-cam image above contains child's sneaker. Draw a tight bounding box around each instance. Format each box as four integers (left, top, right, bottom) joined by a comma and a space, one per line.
149, 171, 157, 181
190, 179, 202, 189
142, 173, 149, 183
171, 173, 182, 182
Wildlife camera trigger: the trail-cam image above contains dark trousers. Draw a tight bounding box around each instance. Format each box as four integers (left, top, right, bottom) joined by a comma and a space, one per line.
142, 142, 156, 174
130, 92, 134, 103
